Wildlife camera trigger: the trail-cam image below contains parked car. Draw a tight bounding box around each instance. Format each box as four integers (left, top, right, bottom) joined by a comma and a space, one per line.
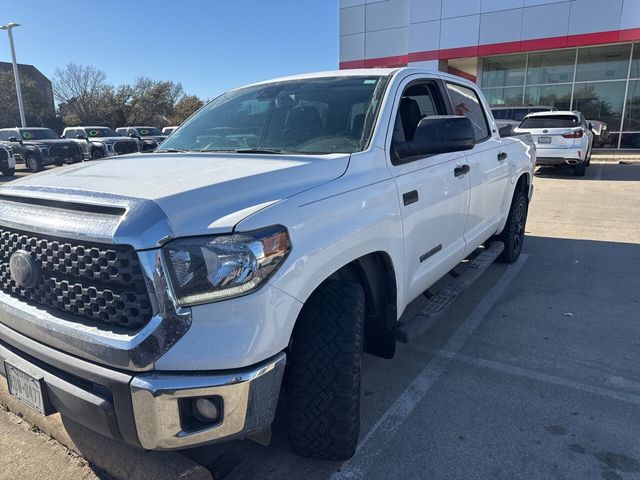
492, 105, 556, 131
0, 68, 534, 460
115, 126, 166, 152
0, 143, 16, 176
0, 127, 83, 172
162, 126, 179, 135
514, 111, 594, 176
62, 126, 140, 160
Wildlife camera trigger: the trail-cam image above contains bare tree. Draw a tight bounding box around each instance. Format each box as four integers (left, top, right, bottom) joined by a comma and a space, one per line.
53, 63, 113, 125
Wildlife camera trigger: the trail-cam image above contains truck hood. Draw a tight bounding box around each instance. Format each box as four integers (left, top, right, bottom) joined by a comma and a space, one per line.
24, 139, 78, 147
1, 152, 350, 248
89, 136, 137, 144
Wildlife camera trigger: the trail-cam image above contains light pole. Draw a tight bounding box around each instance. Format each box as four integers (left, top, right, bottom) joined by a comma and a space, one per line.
0, 22, 26, 127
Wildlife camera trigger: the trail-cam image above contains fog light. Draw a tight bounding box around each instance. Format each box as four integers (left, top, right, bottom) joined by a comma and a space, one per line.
193, 398, 221, 423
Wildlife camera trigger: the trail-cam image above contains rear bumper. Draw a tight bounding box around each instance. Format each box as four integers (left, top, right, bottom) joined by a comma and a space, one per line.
0, 321, 286, 450
535, 147, 584, 165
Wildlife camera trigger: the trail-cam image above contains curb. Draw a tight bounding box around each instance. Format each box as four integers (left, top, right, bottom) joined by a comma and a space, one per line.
0, 382, 213, 480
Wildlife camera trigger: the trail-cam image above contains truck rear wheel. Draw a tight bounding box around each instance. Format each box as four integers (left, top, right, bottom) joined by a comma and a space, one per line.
573, 162, 586, 177
495, 188, 528, 264
286, 279, 364, 460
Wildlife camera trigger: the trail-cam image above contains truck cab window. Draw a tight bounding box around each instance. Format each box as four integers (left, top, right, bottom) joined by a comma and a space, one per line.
391, 82, 446, 162
446, 83, 490, 142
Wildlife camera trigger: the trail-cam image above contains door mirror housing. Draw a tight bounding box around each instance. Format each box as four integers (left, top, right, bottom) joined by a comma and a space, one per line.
129, 133, 140, 139
499, 125, 515, 137
393, 116, 475, 163
76, 133, 87, 140
7, 136, 22, 144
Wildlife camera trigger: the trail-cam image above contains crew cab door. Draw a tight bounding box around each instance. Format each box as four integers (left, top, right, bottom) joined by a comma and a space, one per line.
386, 76, 471, 304
445, 82, 509, 255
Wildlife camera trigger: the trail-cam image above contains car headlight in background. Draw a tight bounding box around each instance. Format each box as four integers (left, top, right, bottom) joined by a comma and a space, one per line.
162, 226, 291, 306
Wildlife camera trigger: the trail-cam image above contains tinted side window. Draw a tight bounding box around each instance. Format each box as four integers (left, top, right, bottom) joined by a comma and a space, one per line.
512, 108, 529, 122
65, 129, 75, 138
446, 83, 490, 142
0, 131, 8, 141
492, 109, 508, 120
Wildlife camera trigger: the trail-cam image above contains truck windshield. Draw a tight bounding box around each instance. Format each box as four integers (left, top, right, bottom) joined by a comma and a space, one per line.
519, 115, 579, 129
136, 128, 162, 136
85, 128, 118, 137
20, 129, 59, 140
160, 75, 390, 154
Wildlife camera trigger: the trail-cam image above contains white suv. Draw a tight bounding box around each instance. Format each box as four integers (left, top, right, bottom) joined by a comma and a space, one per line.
514, 111, 594, 176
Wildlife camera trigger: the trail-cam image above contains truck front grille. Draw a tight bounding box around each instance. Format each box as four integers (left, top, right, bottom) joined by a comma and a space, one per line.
0, 227, 152, 329
49, 145, 82, 162
113, 141, 138, 155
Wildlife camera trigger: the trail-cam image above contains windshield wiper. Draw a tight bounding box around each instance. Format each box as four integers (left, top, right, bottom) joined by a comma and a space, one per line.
234, 148, 283, 154
155, 148, 191, 153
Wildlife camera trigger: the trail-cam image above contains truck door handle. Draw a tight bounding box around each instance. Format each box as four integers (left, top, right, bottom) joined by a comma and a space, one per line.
403, 190, 419, 206
454, 165, 470, 177
498, 152, 508, 161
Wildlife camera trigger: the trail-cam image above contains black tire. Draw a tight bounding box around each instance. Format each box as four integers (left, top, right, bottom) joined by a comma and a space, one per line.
495, 188, 528, 264
573, 162, 586, 177
25, 154, 43, 173
91, 149, 104, 160
1, 168, 15, 177
287, 279, 365, 460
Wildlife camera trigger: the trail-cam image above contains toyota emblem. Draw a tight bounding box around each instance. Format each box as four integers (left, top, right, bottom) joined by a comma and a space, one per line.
9, 251, 39, 289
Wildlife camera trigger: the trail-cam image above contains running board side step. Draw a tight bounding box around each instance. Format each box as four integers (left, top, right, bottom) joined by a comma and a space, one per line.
397, 241, 505, 343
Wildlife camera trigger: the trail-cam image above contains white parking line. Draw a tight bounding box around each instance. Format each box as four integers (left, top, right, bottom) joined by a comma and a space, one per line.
330, 255, 529, 480
431, 349, 640, 407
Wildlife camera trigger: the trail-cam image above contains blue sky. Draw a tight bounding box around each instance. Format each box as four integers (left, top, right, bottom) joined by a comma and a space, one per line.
0, 0, 339, 99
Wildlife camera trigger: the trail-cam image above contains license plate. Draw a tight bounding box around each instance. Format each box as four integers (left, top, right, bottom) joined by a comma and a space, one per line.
538, 136, 552, 144
5, 362, 46, 415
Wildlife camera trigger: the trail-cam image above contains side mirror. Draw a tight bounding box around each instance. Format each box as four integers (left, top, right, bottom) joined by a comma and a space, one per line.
76, 133, 87, 140
394, 116, 475, 162
499, 125, 515, 137
7, 136, 21, 144
129, 133, 140, 139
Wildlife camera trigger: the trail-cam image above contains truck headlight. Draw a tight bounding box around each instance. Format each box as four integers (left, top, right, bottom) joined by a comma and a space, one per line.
162, 226, 291, 306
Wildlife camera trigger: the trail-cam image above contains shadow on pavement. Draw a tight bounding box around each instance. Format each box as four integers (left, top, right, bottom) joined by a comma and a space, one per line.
535, 162, 640, 181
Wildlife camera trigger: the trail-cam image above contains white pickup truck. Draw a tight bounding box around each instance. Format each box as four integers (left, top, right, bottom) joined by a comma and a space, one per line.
0, 68, 534, 461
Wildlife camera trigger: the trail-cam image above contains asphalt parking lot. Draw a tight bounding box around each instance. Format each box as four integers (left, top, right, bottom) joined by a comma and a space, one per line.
1, 160, 640, 480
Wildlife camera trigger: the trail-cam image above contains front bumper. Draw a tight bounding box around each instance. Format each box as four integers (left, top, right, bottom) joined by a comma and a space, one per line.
0, 321, 286, 450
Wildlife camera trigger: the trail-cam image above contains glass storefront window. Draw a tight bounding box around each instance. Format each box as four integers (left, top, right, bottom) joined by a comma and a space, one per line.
572, 81, 626, 130
478, 45, 640, 147
623, 80, 640, 131
481, 54, 526, 88
620, 132, 640, 148
527, 50, 576, 85
631, 44, 640, 79
575, 44, 632, 82
481, 86, 524, 106
523, 84, 572, 110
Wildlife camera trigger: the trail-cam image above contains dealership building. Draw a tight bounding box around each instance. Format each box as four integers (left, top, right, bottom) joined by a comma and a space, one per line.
339, 0, 640, 148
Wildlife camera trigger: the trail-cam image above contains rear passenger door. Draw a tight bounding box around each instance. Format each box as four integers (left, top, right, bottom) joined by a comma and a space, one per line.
445, 82, 509, 255
387, 76, 471, 303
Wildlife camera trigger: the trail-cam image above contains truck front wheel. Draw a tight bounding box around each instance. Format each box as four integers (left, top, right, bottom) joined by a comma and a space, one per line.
26, 154, 43, 173
286, 279, 365, 460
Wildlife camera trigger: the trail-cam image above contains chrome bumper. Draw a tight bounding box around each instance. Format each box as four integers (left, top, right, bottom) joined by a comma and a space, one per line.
130, 352, 286, 449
